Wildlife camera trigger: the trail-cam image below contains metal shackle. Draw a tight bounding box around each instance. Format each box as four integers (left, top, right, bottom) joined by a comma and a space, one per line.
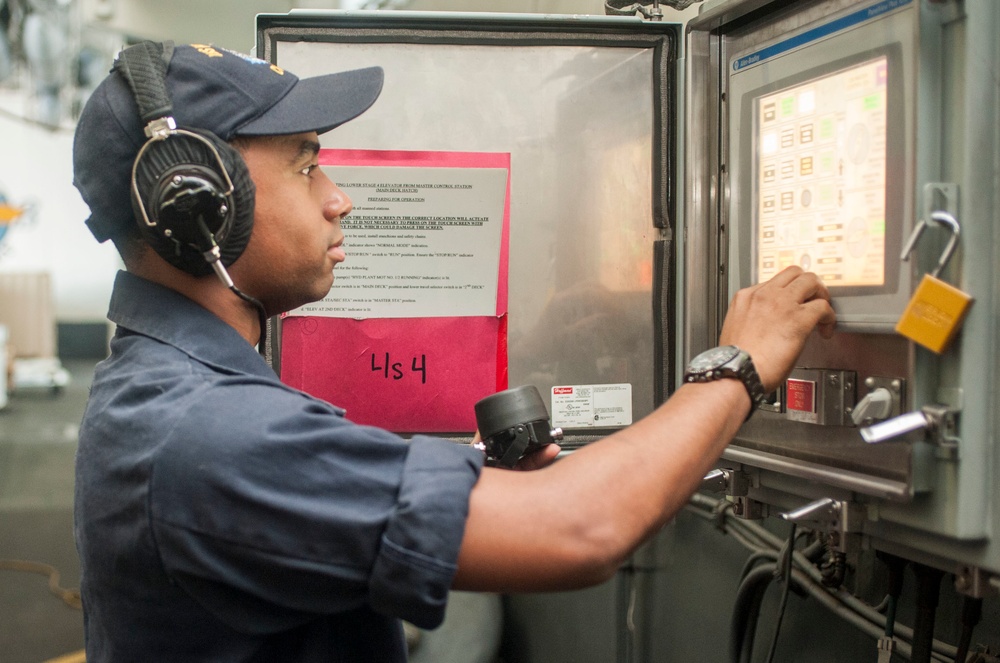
900, 210, 961, 279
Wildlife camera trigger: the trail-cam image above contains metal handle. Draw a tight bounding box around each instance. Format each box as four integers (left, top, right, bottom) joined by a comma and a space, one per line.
900, 210, 961, 279
860, 410, 929, 444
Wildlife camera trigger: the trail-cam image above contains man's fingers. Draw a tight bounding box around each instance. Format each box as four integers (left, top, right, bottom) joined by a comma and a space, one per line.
765, 265, 806, 288
784, 269, 832, 305
802, 298, 837, 338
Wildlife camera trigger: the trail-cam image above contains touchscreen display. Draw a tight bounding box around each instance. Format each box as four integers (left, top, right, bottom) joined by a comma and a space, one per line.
755, 56, 888, 286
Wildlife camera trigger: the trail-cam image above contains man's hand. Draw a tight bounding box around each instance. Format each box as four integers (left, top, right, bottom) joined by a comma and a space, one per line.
471, 430, 562, 471
719, 266, 836, 392
513, 443, 561, 471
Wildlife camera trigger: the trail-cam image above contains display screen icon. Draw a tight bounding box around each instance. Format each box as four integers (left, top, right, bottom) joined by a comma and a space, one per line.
755, 57, 888, 287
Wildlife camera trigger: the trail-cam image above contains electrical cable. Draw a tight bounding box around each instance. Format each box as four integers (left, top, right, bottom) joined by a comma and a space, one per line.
689, 494, 777, 551
685, 498, 772, 554
872, 595, 890, 614
739, 550, 778, 580
831, 581, 958, 661
790, 565, 951, 663
739, 536, 825, 582
878, 551, 908, 638
952, 596, 982, 663
885, 594, 899, 636
201, 233, 266, 356
725, 525, 773, 556
687, 494, 961, 662
764, 524, 796, 663
694, 496, 955, 656
0, 559, 81, 610
912, 563, 945, 663
730, 563, 777, 663
230, 284, 267, 355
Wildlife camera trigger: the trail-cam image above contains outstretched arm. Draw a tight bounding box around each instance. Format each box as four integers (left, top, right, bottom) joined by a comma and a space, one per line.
453, 267, 835, 592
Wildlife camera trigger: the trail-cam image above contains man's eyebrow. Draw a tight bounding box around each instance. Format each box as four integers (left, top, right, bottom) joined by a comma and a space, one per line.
291, 139, 321, 164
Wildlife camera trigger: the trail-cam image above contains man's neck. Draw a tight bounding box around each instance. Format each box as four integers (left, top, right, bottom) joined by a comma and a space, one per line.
127, 260, 262, 346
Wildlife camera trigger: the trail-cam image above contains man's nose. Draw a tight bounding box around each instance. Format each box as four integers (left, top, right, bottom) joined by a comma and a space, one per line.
322, 176, 352, 221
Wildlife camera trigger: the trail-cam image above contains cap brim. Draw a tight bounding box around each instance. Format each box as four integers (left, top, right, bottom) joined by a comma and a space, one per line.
235, 65, 384, 137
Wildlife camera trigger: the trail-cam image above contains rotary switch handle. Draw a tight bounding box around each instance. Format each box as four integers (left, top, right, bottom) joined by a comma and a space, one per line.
850, 387, 894, 426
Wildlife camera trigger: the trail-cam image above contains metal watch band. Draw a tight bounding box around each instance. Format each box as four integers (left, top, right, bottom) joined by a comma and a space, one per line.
684, 346, 765, 422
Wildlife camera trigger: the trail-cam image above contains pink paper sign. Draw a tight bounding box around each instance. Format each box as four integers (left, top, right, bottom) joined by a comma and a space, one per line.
281, 316, 506, 432
280, 150, 510, 432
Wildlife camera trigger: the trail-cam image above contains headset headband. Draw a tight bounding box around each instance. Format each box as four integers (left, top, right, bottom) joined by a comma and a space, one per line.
115, 42, 235, 233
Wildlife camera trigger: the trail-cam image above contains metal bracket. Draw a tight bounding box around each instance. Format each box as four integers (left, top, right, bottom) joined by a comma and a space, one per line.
701, 468, 760, 518
730, 495, 764, 520
921, 403, 961, 459
954, 565, 999, 599
922, 182, 959, 221
700, 467, 750, 496
780, 497, 865, 553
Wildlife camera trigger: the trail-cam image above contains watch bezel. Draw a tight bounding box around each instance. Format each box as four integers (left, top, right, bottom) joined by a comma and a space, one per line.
685, 345, 742, 380
684, 345, 766, 421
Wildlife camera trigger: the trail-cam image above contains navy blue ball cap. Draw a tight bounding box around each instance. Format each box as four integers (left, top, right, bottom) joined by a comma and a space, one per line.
74, 43, 383, 243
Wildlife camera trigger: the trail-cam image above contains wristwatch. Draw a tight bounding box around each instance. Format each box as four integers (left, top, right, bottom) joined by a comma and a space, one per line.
683, 345, 766, 421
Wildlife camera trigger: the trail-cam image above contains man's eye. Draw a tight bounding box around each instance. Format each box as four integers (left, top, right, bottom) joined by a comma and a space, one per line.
300, 164, 318, 176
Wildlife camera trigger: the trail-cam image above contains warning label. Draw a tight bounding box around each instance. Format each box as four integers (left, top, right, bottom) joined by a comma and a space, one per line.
551, 383, 633, 428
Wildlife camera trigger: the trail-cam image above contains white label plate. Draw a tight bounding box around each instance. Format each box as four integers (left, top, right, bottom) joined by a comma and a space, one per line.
551, 384, 633, 428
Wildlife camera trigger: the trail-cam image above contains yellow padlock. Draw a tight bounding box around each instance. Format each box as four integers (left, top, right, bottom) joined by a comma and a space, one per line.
895, 211, 973, 353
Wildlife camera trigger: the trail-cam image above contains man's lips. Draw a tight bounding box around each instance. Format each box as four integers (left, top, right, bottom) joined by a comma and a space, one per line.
328, 243, 346, 262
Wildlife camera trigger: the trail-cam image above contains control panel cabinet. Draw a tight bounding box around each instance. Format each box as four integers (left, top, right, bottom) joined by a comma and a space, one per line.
685, 0, 1000, 579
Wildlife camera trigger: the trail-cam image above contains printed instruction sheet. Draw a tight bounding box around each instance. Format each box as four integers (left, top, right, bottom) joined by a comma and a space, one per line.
291, 165, 507, 319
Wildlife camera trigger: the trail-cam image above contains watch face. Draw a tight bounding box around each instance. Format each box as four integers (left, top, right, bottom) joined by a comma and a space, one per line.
689, 345, 741, 372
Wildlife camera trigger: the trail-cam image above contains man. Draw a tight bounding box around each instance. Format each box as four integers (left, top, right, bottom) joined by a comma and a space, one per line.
73, 42, 835, 661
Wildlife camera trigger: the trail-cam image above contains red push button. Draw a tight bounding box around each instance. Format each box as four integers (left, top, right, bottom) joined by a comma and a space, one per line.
786, 379, 816, 413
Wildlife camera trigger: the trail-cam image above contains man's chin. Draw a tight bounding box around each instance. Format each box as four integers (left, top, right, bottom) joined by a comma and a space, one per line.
308, 276, 335, 304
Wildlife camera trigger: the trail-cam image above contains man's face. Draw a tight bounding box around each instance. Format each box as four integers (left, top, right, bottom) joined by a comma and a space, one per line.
231, 132, 350, 315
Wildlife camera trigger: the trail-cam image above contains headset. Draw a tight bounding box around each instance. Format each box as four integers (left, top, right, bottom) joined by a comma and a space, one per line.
113, 41, 267, 347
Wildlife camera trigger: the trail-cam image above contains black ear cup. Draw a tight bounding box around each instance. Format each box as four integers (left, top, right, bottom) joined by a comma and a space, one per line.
132, 128, 255, 276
